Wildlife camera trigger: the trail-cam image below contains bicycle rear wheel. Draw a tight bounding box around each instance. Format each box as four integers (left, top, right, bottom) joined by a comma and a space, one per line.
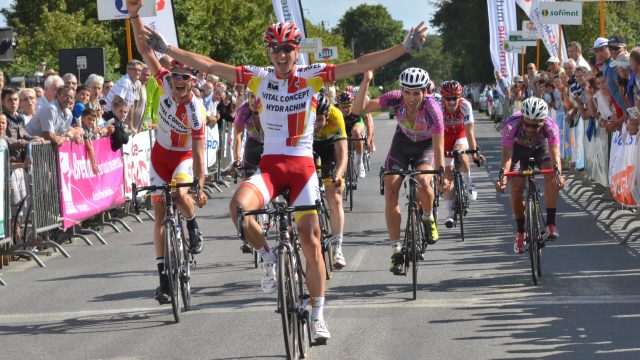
533, 201, 543, 277
409, 208, 419, 300
179, 220, 192, 312
164, 222, 181, 322
526, 200, 540, 285
277, 247, 299, 360
456, 175, 466, 242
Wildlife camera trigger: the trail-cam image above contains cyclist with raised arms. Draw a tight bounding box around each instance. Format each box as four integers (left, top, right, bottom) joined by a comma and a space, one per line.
495, 97, 565, 254
337, 91, 369, 178
352, 68, 446, 275
313, 89, 348, 269
129, 0, 427, 341
439, 80, 485, 228
127, 3, 207, 305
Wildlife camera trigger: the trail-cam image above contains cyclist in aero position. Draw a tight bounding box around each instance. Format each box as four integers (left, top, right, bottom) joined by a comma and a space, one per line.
495, 97, 565, 254
439, 80, 485, 228
313, 90, 348, 269
337, 91, 370, 178
127, 3, 207, 304
352, 68, 446, 275
131, 0, 427, 339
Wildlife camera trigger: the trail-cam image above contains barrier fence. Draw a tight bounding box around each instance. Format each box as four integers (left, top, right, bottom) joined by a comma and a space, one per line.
1, 148, 10, 285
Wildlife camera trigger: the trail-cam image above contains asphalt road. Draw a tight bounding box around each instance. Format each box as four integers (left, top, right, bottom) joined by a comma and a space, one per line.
2, 111, 640, 360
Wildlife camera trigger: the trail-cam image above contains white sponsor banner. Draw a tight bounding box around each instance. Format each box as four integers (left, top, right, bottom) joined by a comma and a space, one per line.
205, 124, 219, 170
316, 47, 339, 61
299, 38, 323, 53
141, 0, 179, 51
97, 0, 156, 21
272, 0, 308, 65
518, 0, 567, 60
539, 1, 583, 25
122, 130, 152, 199
487, 0, 519, 81
0, 148, 5, 238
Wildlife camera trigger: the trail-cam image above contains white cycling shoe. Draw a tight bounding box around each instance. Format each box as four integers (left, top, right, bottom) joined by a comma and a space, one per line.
260, 262, 277, 294
332, 246, 346, 269
312, 319, 331, 342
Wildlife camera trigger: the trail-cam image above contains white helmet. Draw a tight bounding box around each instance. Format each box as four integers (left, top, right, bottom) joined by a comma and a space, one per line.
521, 97, 548, 120
398, 67, 430, 89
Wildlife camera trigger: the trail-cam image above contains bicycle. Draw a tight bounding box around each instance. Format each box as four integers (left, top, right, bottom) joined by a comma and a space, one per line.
444, 149, 481, 242
380, 165, 443, 300
237, 199, 323, 359
132, 178, 200, 322
500, 159, 559, 285
314, 160, 337, 280
344, 137, 366, 211
232, 163, 267, 269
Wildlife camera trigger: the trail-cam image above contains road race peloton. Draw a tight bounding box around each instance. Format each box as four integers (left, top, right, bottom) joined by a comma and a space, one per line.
352, 68, 446, 275
128, 6, 208, 304
313, 90, 349, 269
130, 0, 428, 341
495, 97, 565, 254
439, 80, 485, 227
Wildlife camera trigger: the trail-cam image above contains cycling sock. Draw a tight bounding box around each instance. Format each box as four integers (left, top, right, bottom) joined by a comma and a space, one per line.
463, 172, 471, 185
311, 296, 325, 322
546, 208, 557, 226
391, 241, 401, 253
156, 257, 165, 277
516, 218, 525, 233
332, 234, 343, 247
186, 211, 197, 229
442, 199, 453, 216
421, 212, 434, 223
259, 246, 276, 263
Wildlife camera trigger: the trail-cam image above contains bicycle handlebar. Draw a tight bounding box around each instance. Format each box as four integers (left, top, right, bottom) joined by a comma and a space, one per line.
236, 202, 320, 239
131, 177, 200, 214
445, 149, 479, 157
503, 168, 556, 177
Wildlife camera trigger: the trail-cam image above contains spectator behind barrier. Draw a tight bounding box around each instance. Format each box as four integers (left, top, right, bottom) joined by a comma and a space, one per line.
102, 96, 130, 151
80, 108, 101, 175
102, 79, 113, 99
105, 60, 143, 135
62, 73, 78, 92
18, 88, 37, 125
85, 74, 104, 114
36, 75, 64, 113
130, 63, 150, 134
26, 85, 83, 146
72, 85, 91, 120
567, 41, 591, 70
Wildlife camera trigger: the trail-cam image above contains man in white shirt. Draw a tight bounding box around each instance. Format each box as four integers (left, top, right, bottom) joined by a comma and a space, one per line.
35, 75, 64, 113
26, 86, 81, 146
105, 60, 143, 130
567, 41, 591, 70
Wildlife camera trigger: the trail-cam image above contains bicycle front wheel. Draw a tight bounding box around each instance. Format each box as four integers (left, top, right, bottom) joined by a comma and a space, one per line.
164, 222, 181, 322
180, 220, 192, 312
525, 200, 540, 285
455, 174, 466, 242
277, 247, 299, 360
409, 208, 419, 300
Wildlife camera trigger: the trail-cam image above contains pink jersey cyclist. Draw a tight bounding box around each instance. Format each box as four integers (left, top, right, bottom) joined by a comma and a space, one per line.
378, 90, 444, 142
502, 111, 560, 170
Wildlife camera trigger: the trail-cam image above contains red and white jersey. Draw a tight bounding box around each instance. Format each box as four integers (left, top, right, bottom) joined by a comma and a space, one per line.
154, 68, 206, 151
236, 63, 336, 157
440, 98, 474, 134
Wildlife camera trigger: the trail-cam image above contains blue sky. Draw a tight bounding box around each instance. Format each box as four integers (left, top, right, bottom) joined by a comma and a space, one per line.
0, 0, 438, 31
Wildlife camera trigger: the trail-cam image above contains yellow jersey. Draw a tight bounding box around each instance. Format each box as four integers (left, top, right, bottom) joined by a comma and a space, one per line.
314, 105, 347, 142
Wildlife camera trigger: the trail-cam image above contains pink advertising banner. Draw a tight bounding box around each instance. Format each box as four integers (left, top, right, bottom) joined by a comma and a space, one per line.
58, 138, 126, 229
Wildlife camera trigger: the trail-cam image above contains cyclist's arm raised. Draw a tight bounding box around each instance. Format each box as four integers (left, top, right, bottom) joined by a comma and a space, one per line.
334, 23, 427, 80
352, 70, 382, 115
127, 0, 236, 83
127, 1, 161, 75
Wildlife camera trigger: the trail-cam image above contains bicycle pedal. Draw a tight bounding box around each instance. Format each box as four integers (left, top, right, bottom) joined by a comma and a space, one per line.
311, 339, 328, 346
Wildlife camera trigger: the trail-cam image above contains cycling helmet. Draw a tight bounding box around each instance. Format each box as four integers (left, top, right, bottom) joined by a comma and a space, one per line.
337, 91, 353, 105
440, 80, 463, 97
170, 60, 198, 76
263, 22, 302, 47
398, 67, 430, 89
316, 89, 330, 115
426, 81, 435, 94
521, 97, 549, 120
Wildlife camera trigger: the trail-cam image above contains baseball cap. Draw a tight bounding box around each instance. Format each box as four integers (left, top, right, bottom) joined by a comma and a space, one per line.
611, 52, 631, 68
608, 35, 627, 47
547, 56, 560, 64
513, 75, 523, 82
591, 37, 608, 50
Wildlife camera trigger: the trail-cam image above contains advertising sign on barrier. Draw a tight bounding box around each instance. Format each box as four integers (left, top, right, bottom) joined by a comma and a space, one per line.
539, 2, 583, 25
205, 124, 219, 170
58, 138, 126, 229
609, 128, 640, 207
123, 131, 152, 198
0, 148, 5, 238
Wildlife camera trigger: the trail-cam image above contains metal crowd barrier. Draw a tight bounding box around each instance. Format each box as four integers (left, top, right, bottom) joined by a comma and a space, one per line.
0, 148, 11, 285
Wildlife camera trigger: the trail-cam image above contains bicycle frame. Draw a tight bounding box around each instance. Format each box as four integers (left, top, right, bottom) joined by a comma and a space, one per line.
445, 149, 479, 241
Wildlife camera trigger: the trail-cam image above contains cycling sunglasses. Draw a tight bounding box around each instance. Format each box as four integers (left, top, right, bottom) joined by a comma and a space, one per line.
170, 72, 194, 81
608, 45, 621, 51
444, 96, 459, 102
269, 44, 297, 54
522, 121, 543, 129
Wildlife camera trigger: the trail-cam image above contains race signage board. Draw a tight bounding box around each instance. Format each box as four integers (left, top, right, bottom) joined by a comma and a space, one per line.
539, 2, 583, 25
316, 47, 338, 60
299, 38, 322, 53
97, 0, 156, 20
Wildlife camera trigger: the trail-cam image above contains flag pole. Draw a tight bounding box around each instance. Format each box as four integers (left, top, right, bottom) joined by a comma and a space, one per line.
125, 18, 133, 61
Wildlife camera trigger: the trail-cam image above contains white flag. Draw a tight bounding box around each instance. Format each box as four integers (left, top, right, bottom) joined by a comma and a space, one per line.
272, 0, 308, 65
487, 0, 519, 81
517, 0, 568, 61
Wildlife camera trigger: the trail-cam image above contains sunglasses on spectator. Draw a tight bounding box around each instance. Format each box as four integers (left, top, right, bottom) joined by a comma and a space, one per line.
608, 46, 620, 51
170, 72, 194, 81
444, 96, 459, 102
20, 96, 35, 101
269, 44, 297, 54
522, 121, 543, 129
527, 67, 535, 70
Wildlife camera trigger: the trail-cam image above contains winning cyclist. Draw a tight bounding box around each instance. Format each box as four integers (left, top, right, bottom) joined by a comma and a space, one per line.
313, 89, 348, 269
439, 80, 485, 228
232, 88, 264, 254
128, 7, 207, 305
131, 0, 427, 339
337, 91, 370, 178
495, 97, 565, 254
352, 68, 446, 275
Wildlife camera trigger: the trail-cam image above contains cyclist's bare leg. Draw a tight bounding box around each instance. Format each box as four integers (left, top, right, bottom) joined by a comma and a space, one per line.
296, 213, 325, 298
541, 161, 559, 208
351, 124, 365, 155
173, 186, 195, 218
229, 185, 267, 250
384, 175, 404, 241
443, 166, 454, 201
508, 177, 526, 219
415, 164, 434, 214
153, 197, 167, 258
325, 182, 344, 236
